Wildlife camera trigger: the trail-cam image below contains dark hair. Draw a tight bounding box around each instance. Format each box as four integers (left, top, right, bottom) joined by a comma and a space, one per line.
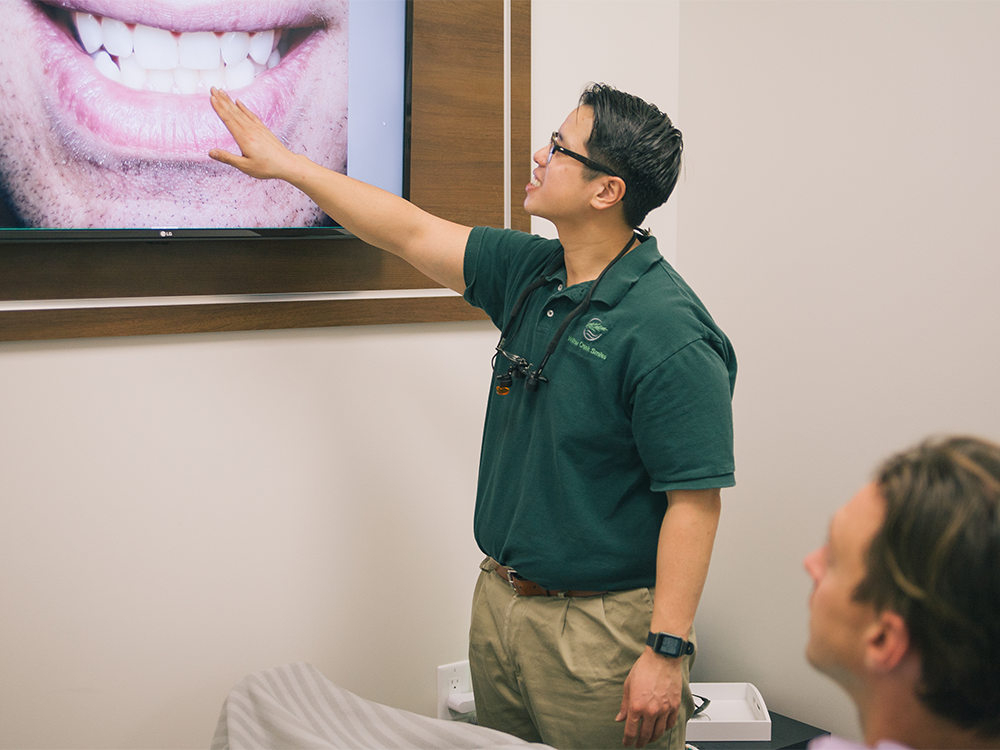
854, 436, 1000, 737
578, 83, 683, 229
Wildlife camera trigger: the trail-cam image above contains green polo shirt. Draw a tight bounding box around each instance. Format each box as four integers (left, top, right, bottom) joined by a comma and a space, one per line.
463, 227, 736, 591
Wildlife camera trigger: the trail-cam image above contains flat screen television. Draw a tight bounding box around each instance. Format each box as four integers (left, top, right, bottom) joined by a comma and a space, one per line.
0, 0, 409, 242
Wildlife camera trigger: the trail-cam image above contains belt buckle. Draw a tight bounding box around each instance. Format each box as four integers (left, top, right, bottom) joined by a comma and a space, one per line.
505, 567, 520, 592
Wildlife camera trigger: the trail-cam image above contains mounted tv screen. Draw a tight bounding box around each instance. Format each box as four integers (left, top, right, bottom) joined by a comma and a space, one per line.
0, 0, 408, 241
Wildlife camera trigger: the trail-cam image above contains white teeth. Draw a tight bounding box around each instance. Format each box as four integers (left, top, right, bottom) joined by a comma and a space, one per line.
101, 17, 133, 59
119, 55, 147, 89
147, 68, 176, 94
179, 31, 221, 70
219, 31, 250, 66
173, 66, 201, 96
248, 29, 274, 65
133, 25, 178, 70
75, 11, 102, 53
73, 12, 284, 94
91, 50, 122, 83
224, 58, 255, 90
200, 66, 226, 91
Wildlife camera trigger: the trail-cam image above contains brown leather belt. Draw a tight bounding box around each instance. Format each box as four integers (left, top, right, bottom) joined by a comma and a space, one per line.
490, 560, 608, 598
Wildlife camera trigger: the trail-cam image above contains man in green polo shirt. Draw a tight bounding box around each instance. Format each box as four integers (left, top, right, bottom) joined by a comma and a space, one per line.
208, 82, 735, 750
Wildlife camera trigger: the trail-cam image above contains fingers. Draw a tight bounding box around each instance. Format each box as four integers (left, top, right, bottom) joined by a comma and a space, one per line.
207, 148, 240, 167
664, 706, 678, 731
235, 97, 265, 126
617, 679, 641, 746
650, 713, 670, 745
210, 86, 238, 110
209, 88, 241, 139
630, 708, 677, 748
621, 712, 640, 748
621, 712, 653, 749
209, 87, 256, 135
618, 704, 678, 747
209, 86, 236, 120
207, 87, 272, 177
616, 680, 629, 723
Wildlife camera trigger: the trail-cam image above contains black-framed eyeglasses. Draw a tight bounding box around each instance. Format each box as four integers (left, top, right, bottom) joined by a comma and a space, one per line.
547, 131, 621, 179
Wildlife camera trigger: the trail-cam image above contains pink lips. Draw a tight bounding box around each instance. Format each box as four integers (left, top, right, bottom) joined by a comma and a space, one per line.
43, 0, 326, 32
33, 0, 330, 159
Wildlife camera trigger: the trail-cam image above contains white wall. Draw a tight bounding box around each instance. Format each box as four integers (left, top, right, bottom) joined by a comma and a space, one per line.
677, 0, 1000, 740
0, 324, 497, 748
3, 2, 1000, 747
530, 0, 679, 259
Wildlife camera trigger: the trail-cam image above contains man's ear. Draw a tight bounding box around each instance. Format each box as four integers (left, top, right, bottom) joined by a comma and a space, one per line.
591, 176, 627, 212
863, 610, 911, 673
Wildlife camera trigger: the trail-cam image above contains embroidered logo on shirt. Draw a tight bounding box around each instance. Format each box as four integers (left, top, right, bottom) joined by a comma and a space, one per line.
567, 317, 610, 362
583, 318, 608, 342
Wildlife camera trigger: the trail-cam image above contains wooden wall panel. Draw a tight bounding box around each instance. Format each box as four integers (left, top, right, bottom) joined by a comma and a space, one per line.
410, 0, 505, 227
510, 0, 532, 233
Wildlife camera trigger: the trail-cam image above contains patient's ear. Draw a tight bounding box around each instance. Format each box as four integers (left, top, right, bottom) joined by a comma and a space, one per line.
863, 610, 910, 673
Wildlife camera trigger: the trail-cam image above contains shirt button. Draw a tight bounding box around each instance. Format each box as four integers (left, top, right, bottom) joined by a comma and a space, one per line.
546, 310, 554, 317
557, 284, 563, 291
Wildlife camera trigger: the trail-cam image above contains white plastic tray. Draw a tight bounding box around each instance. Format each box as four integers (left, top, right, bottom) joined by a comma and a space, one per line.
686, 682, 771, 741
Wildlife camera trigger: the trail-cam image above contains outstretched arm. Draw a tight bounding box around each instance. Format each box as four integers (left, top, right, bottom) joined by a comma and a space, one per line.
208, 88, 470, 293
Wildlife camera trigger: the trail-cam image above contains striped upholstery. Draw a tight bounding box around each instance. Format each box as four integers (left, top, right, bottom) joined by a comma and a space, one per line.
211, 662, 551, 750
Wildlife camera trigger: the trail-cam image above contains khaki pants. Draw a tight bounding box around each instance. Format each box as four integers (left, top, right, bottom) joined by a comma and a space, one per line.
469, 558, 695, 749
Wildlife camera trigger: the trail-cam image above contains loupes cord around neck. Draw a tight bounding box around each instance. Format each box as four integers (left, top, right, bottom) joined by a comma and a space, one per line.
493, 233, 641, 394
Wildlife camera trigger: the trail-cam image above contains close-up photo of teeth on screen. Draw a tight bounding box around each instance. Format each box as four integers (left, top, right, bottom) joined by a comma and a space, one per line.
0, 0, 406, 235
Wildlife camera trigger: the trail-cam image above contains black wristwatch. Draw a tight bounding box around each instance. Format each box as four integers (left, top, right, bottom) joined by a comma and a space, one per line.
646, 631, 694, 658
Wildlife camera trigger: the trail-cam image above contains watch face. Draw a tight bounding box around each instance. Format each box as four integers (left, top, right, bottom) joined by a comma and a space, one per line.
659, 635, 683, 656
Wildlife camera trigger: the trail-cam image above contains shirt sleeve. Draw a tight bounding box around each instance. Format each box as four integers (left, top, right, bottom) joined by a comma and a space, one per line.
463, 226, 561, 328
632, 337, 736, 492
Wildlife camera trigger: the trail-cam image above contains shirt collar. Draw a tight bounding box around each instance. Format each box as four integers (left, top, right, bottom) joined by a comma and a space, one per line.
543, 236, 662, 307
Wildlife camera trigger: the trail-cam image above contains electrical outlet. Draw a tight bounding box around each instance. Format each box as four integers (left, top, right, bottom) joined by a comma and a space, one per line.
436, 660, 473, 720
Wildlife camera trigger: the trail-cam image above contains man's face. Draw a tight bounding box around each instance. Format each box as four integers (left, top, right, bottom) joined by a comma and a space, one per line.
524, 105, 601, 223
804, 482, 886, 688
0, 0, 348, 228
